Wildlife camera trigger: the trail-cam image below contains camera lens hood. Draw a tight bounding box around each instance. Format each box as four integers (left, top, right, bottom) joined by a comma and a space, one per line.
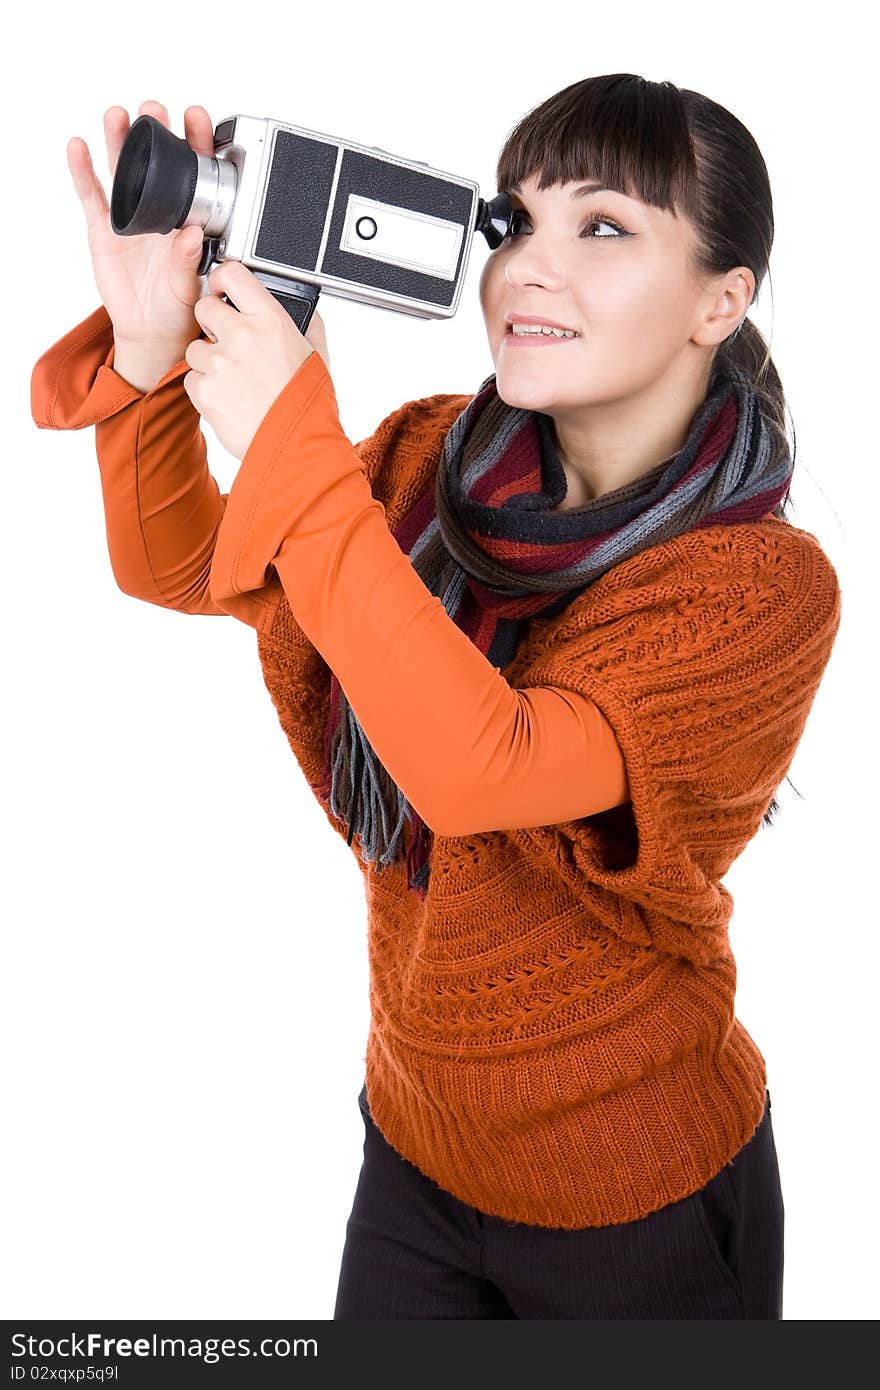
110, 114, 199, 235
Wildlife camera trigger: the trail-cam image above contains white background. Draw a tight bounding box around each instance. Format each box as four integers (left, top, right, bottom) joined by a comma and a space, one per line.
5, 0, 874, 1321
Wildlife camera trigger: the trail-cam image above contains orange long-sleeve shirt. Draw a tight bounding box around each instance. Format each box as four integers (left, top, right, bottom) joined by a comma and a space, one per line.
30, 301, 842, 1230
30, 303, 629, 836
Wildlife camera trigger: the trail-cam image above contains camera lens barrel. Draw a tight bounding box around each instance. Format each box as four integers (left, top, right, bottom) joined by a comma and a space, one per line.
110, 114, 236, 238
189, 155, 236, 238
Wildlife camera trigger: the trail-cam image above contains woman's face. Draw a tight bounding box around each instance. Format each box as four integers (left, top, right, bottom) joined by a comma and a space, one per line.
479, 174, 717, 414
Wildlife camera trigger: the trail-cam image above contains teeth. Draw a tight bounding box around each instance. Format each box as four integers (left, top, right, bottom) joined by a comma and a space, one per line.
510, 323, 579, 338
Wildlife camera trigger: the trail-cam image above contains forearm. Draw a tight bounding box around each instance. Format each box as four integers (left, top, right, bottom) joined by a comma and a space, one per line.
209, 350, 629, 835
94, 376, 229, 613
31, 304, 256, 621
271, 468, 629, 835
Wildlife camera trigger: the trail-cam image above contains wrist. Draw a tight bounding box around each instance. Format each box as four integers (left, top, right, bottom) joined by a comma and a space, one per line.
112, 337, 190, 395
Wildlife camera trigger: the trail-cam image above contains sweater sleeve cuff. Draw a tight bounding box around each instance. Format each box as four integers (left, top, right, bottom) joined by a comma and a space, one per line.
30, 303, 190, 429
209, 348, 351, 606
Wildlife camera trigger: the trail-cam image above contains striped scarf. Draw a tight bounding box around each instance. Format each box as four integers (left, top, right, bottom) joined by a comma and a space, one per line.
312, 360, 794, 897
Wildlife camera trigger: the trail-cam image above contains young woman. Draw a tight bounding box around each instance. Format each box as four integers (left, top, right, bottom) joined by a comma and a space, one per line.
32, 74, 841, 1319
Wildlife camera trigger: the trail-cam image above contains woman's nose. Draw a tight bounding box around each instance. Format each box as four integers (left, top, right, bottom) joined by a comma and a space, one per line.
504, 248, 565, 291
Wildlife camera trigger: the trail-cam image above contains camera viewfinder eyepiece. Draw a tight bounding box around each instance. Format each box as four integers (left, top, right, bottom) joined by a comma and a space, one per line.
475, 192, 513, 250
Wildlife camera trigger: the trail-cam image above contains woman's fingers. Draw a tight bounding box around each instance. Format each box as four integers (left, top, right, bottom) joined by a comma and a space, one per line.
71, 102, 215, 237
103, 100, 170, 182
67, 136, 109, 229
304, 309, 331, 372
137, 99, 170, 126
183, 106, 215, 158
103, 105, 131, 180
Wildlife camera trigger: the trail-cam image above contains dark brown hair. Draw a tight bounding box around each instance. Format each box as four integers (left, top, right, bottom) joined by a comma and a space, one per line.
496, 74, 796, 829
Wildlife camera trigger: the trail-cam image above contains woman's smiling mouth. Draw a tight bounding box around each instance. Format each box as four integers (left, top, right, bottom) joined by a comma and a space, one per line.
503, 329, 583, 347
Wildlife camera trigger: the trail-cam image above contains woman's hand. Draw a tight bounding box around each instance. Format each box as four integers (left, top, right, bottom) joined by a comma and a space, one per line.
68, 100, 216, 354
183, 260, 333, 461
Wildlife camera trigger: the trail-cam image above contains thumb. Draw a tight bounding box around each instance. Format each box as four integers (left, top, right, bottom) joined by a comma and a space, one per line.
168, 227, 205, 309
178, 227, 204, 260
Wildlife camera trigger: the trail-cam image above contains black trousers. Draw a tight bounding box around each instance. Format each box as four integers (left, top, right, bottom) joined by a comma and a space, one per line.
333, 1083, 784, 1319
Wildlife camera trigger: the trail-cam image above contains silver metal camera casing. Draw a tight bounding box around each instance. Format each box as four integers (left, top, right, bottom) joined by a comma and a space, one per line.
186, 116, 482, 321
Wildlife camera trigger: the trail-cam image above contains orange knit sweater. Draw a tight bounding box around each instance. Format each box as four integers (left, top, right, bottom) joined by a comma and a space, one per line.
32, 304, 842, 1228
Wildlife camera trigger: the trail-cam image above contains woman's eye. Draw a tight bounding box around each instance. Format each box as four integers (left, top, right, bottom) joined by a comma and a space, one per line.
507, 211, 627, 239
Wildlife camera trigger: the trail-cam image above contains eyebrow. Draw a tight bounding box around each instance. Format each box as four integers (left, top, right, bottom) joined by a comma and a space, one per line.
509, 182, 618, 200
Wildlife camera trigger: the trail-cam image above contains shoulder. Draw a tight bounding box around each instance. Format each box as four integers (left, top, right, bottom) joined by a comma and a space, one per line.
754, 515, 841, 595
684, 517, 842, 635
526, 515, 841, 678
615, 515, 838, 591
602, 515, 839, 613
355, 391, 473, 453
353, 391, 473, 520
